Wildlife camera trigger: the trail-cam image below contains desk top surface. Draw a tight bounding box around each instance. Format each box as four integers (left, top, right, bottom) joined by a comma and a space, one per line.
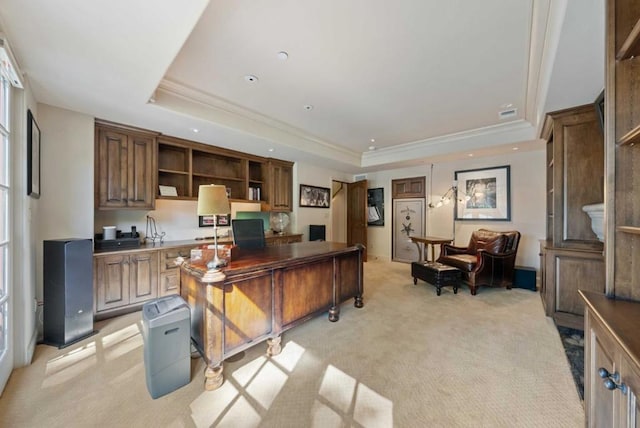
409, 236, 453, 244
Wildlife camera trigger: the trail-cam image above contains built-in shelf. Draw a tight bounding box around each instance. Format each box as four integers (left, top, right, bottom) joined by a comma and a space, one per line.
617, 19, 640, 60
158, 169, 189, 175
617, 226, 640, 235
618, 124, 640, 146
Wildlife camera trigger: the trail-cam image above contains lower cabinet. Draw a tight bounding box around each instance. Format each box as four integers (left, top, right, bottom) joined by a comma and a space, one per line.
540, 240, 605, 329
582, 291, 640, 427
159, 246, 193, 297
94, 251, 159, 315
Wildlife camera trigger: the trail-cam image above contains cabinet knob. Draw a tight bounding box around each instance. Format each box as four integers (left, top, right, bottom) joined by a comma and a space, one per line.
598, 367, 627, 395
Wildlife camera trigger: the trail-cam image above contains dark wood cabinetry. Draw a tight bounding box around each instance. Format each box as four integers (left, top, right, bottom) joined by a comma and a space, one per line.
391, 176, 425, 199
156, 135, 293, 210
540, 105, 605, 329
95, 121, 157, 210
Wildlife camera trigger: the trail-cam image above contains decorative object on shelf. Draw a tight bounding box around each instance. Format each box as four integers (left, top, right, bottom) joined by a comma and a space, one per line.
145, 215, 166, 244
299, 184, 330, 208
454, 165, 511, 221
197, 184, 231, 270
158, 185, 178, 197
270, 212, 290, 234
199, 213, 230, 227
367, 187, 384, 226
582, 203, 604, 242
27, 109, 41, 198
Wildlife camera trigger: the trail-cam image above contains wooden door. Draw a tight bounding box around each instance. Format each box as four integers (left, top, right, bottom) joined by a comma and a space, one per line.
129, 251, 159, 304
95, 254, 131, 311
347, 180, 367, 261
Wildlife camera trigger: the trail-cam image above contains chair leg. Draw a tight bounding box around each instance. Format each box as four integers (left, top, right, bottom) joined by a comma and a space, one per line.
470, 285, 477, 295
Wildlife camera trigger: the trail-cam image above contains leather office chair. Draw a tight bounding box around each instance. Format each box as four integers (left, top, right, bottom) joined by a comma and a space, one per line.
232, 219, 266, 249
437, 229, 521, 295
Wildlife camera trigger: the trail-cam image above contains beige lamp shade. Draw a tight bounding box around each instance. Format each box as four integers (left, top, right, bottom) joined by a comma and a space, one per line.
197, 184, 231, 216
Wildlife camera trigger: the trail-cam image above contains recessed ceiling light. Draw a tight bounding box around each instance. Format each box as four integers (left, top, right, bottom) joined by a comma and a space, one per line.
303, 104, 313, 111
244, 75, 259, 83
368, 146, 377, 151
268, 148, 275, 152
512, 147, 519, 151
192, 128, 199, 133
468, 153, 474, 157
277, 51, 289, 60
370, 139, 376, 143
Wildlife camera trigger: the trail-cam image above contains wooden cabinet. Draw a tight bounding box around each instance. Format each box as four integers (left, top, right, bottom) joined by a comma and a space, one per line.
267, 159, 294, 212
582, 291, 640, 427
159, 246, 193, 297
391, 176, 425, 199
94, 251, 159, 315
540, 105, 605, 329
606, 0, 640, 300
156, 135, 293, 211
95, 121, 157, 210
266, 234, 302, 246
540, 241, 605, 329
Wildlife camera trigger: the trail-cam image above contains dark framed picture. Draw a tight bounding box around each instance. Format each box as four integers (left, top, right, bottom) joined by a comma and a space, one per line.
299, 184, 330, 208
454, 165, 511, 221
198, 214, 230, 227
27, 109, 40, 198
367, 187, 384, 226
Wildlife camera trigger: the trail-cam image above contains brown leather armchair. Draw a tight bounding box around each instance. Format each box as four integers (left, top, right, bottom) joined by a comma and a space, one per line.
436, 229, 521, 295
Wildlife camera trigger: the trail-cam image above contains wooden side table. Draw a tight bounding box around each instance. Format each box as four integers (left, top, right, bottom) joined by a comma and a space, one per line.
409, 236, 453, 262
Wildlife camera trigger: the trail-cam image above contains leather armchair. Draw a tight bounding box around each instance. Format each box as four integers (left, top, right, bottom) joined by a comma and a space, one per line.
436, 229, 521, 295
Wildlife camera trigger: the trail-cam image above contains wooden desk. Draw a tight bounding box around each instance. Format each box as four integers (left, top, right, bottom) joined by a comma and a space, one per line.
409, 236, 453, 262
180, 241, 364, 390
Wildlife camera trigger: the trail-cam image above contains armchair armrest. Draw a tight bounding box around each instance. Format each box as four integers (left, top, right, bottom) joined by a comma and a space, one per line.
440, 243, 470, 256
471, 249, 518, 288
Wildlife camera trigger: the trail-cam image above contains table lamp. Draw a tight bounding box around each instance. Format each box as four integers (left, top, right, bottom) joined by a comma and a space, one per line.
197, 184, 231, 270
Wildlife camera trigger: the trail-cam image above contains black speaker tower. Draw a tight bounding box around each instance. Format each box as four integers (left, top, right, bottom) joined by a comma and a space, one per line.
43, 238, 96, 348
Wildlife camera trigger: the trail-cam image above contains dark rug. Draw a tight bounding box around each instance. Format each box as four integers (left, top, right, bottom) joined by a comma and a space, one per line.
557, 326, 584, 400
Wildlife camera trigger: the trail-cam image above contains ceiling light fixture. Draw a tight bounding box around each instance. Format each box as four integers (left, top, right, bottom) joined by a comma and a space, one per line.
303, 105, 313, 111
512, 147, 519, 151
468, 153, 474, 157
244, 75, 259, 83
192, 128, 199, 133
277, 51, 289, 60
268, 148, 275, 152
368, 146, 377, 151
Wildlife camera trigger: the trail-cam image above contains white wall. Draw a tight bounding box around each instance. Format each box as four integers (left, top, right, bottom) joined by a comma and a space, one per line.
365, 149, 546, 271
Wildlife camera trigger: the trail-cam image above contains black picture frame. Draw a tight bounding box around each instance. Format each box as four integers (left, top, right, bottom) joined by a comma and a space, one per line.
454, 165, 511, 221
367, 187, 384, 226
27, 109, 40, 198
299, 184, 330, 208
198, 214, 230, 227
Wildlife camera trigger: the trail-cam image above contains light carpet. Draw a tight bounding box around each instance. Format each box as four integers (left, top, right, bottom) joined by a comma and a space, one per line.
0, 259, 584, 427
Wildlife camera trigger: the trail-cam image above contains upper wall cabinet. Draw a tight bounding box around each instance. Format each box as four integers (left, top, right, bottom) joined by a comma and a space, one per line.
156, 134, 294, 210
95, 121, 158, 210
391, 176, 425, 199
541, 105, 604, 251
266, 159, 294, 212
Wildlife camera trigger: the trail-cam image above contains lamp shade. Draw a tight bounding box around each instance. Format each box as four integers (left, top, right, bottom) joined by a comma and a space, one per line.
197, 184, 230, 216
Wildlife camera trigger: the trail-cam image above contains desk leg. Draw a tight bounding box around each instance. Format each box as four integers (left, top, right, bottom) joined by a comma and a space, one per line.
328, 305, 340, 322
204, 365, 224, 391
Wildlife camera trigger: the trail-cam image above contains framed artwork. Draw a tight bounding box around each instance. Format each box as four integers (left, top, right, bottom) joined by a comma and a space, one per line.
27, 109, 41, 198
299, 184, 330, 208
367, 187, 384, 226
392, 198, 425, 262
198, 214, 230, 227
454, 165, 511, 221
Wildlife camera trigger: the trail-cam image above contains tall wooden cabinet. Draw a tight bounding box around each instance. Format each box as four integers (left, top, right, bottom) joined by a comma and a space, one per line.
267, 159, 294, 212
583, 0, 640, 425
95, 121, 157, 210
540, 105, 605, 329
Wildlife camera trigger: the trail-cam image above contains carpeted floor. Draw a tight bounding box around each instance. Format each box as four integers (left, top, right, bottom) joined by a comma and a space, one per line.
0, 259, 584, 427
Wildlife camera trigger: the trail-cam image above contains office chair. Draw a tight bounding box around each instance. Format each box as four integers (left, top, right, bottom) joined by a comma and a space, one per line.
231, 219, 266, 249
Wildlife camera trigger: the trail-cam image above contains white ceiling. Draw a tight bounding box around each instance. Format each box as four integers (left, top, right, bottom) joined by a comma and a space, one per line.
0, 0, 604, 173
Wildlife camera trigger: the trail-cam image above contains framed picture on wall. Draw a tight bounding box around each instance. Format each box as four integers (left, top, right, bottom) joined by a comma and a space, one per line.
454, 165, 511, 221
367, 187, 384, 226
198, 214, 230, 227
27, 109, 41, 198
299, 184, 330, 208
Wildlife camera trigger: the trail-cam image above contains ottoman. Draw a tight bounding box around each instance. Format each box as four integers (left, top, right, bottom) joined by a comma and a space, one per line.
411, 261, 461, 296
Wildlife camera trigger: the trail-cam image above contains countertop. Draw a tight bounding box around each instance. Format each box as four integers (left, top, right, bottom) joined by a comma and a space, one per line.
93, 233, 303, 255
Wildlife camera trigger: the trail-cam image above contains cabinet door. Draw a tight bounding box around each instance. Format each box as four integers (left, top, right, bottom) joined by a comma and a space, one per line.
621, 354, 640, 428
159, 246, 192, 296
96, 128, 129, 209
129, 251, 159, 304
270, 161, 293, 211
587, 317, 618, 427
127, 134, 156, 209
95, 254, 131, 311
